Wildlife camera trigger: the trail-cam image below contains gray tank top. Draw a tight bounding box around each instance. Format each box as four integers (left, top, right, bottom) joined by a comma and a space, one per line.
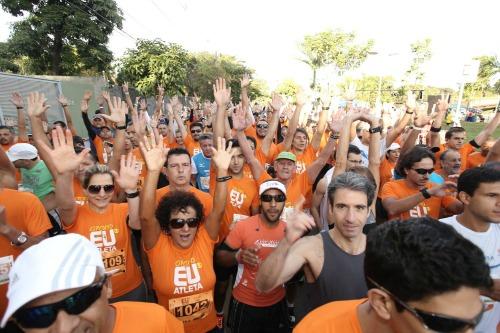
295, 231, 368, 322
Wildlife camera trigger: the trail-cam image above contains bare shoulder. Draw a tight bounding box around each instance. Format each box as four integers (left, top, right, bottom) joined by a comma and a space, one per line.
291, 233, 324, 261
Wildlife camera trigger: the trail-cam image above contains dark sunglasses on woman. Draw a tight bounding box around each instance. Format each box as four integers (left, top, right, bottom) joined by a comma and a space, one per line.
87, 184, 115, 194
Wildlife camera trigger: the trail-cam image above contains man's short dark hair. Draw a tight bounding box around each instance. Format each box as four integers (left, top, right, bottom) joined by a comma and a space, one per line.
439, 149, 457, 161
457, 166, 500, 197
294, 128, 309, 141
0, 126, 14, 134
199, 133, 213, 142
155, 190, 204, 232
227, 138, 240, 150
165, 148, 191, 166
445, 126, 466, 140
53, 120, 67, 128
395, 146, 435, 177
347, 144, 361, 156
190, 122, 203, 130
365, 217, 492, 310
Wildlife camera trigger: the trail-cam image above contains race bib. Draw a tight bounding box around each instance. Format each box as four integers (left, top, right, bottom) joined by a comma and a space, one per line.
230, 214, 249, 230
168, 291, 213, 322
0, 255, 14, 285
101, 249, 126, 275
200, 176, 210, 190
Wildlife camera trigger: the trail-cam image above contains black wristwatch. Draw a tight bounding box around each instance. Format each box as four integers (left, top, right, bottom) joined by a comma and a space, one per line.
216, 176, 232, 182
11, 232, 28, 246
420, 188, 431, 199
116, 124, 127, 130
369, 126, 382, 134
125, 191, 140, 198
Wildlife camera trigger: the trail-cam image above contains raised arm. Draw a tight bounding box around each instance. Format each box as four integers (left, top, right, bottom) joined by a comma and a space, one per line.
172, 98, 188, 140
474, 111, 500, 146
57, 94, 78, 136
306, 135, 336, 184
111, 153, 140, 230
37, 127, 89, 226
139, 131, 166, 250
429, 93, 448, 149
311, 93, 331, 151
204, 137, 234, 240
282, 89, 305, 151
333, 110, 361, 177
486, 138, 500, 163
256, 201, 316, 292
262, 93, 283, 156
240, 74, 251, 120
385, 91, 415, 146
10, 92, 28, 142
365, 112, 381, 195
101, 95, 128, 173
122, 82, 137, 117
80, 91, 97, 141
213, 78, 232, 143
311, 177, 327, 229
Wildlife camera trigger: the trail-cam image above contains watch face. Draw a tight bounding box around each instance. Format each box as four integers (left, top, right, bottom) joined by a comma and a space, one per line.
18, 234, 28, 244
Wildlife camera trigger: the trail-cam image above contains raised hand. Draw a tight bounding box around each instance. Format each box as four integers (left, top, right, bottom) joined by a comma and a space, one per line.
83, 90, 92, 101
27, 92, 50, 118
37, 127, 90, 174
139, 130, 166, 172
406, 90, 417, 112
232, 104, 249, 131
96, 92, 105, 107
295, 87, 307, 106
211, 136, 234, 173
80, 99, 89, 114
10, 92, 24, 108
437, 92, 449, 113
428, 181, 457, 198
285, 198, 316, 244
131, 111, 147, 139
57, 94, 69, 106
110, 153, 140, 192
213, 77, 231, 107
269, 92, 285, 112
414, 105, 432, 128
239, 246, 261, 267
101, 96, 128, 124
240, 73, 251, 89
139, 98, 147, 111
320, 87, 333, 108
122, 82, 129, 94
344, 82, 357, 101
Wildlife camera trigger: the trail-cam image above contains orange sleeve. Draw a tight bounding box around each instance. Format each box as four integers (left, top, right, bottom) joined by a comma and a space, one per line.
244, 126, 257, 139
256, 172, 272, 186
224, 219, 244, 250
380, 181, 399, 200
24, 195, 52, 236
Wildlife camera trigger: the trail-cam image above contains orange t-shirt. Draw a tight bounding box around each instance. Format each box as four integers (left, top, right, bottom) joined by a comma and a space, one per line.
73, 178, 88, 206
1, 143, 13, 152
380, 179, 459, 221
276, 143, 317, 175
64, 203, 143, 298
146, 226, 217, 333
156, 186, 213, 219
131, 148, 147, 190
0, 189, 52, 316
111, 301, 184, 333
225, 215, 286, 307
257, 172, 312, 222
435, 143, 476, 171
294, 299, 365, 333
184, 135, 201, 157
466, 152, 486, 169
378, 159, 396, 198
209, 176, 259, 241
93, 136, 114, 164
164, 137, 181, 149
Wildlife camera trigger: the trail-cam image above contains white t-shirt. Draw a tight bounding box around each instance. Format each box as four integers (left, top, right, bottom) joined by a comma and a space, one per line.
440, 215, 500, 333
350, 136, 386, 167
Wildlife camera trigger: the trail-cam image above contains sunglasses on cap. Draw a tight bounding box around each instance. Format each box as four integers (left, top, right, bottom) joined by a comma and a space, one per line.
412, 168, 434, 175
169, 217, 201, 229
257, 124, 268, 129
367, 277, 484, 332
260, 194, 286, 203
14, 275, 108, 329
87, 184, 115, 194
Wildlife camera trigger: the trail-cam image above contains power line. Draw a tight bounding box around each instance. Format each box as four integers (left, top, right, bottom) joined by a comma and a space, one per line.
149, 0, 172, 26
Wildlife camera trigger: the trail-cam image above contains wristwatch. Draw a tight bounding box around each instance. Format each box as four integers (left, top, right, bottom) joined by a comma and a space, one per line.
368, 126, 382, 134
420, 188, 431, 199
11, 232, 28, 246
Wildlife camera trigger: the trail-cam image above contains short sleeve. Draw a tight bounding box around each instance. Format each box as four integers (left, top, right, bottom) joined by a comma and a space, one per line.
225, 221, 243, 250
191, 157, 198, 175
24, 194, 52, 236
256, 172, 272, 186
380, 181, 398, 200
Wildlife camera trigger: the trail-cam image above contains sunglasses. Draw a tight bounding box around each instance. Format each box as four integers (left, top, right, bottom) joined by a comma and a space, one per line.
14, 276, 108, 329
261, 194, 286, 203
257, 124, 269, 129
367, 277, 484, 332
412, 168, 434, 175
87, 184, 115, 194
191, 129, 202, 134
169, 217, 201, 229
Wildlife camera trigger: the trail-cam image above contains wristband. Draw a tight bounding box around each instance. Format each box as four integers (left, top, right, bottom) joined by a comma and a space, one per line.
430, 126, 441, 132
368, 126, 382, 134
125, 191, 140, 199
62, 104, 68, 107
330, 134, 340, 140
406, 111, 414, 115
124, 92, 129, 95
420, 188, 431, 199
322, 106, 329, 110
412, 126, 424, 130
116, 124, 127, 130
16, 106, 23, 110
216, 175, 232, 182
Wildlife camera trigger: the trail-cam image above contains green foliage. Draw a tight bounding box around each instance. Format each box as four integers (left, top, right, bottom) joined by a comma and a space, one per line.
0, 42, 19, 72
0, 0, 123, 75
116, 39, 190, 96
464, 55, 500, 98
276, 79, 300, 97
339, 76, 397, 105
248, 78, 269, 102
404, 38, 432, 86
299, 29, 374, 88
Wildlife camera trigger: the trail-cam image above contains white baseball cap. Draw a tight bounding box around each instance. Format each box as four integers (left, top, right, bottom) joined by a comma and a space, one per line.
259, 180, 287, 196
6, 143, 38, 162
387, 142, 401, 151
1, 234, 105, 327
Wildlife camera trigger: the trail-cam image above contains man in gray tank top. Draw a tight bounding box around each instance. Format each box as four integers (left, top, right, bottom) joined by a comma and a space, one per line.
256, 172, 375, 323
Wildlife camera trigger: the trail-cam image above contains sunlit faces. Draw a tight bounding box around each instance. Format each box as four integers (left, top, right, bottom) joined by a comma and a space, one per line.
0, 128, 13, 145
386, 149, 400, 164
229, 147, 245, 175
92, 116, 105, 128
404, 157, 434, 188
166, 154, 191, 186
169, 206, 199, 249
280, 126, 288, 138
441, 150, 461, 175
85, 173, 114, 210
157, 123, 169, 137
99, 127, 113, 140
347, 153, 363, 169
175, 131, 184, 145
199, 138, 214, 158
126, 125, 139, 147
190, 125, 202, 141
460, 181, 500, 224
446, 131, 466, 150
260, 189, 286, 223
256, 121, 269, 138
329, 188, 369, 239
292, 131, 308, 151
274, 158, 296, 181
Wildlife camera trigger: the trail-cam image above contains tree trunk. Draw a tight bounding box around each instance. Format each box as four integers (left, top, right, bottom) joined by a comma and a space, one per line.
311, 68, 317, 89
51, 27, 63, 75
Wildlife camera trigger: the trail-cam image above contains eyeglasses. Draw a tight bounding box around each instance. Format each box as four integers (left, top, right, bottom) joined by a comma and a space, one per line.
191, 129, 202, 134
14, 275, 108, 329
367, 277, 484, 332
261, 194, 286, 203
412, 168, 434, 175
169, 217, 201, 229
87, 184, 115, 194
257, 124, 268, 129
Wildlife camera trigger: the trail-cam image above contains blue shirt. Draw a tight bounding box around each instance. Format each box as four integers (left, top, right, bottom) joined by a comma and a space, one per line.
192, 152, 211, 192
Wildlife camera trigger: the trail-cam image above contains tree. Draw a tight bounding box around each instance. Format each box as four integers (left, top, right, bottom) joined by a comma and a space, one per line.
404, 38, 432, 87
299, 29, 374, 89
339, 76, 397, 105
116, 39, 191, 96
464, 55, 500, 98
1, 0, 123, 75
275, 79, 300, 98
